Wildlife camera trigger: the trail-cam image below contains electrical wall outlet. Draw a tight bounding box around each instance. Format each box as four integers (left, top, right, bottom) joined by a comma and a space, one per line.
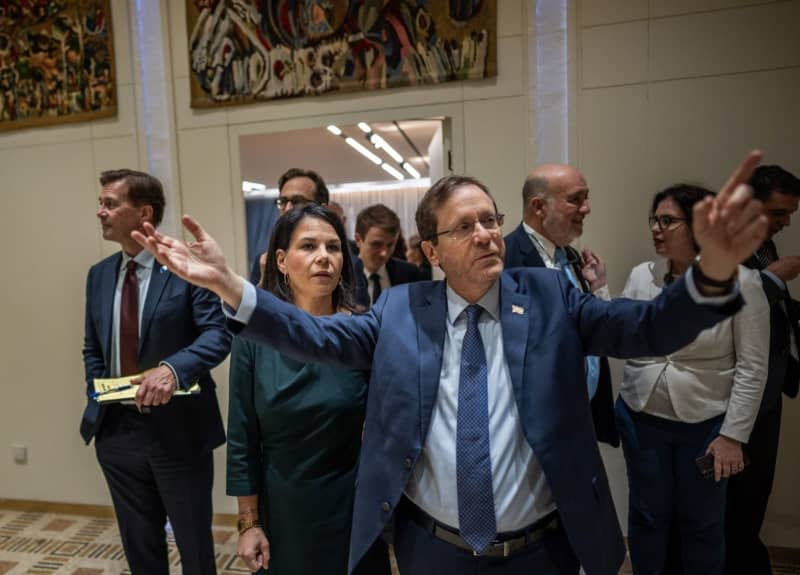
12, 444, 27, 464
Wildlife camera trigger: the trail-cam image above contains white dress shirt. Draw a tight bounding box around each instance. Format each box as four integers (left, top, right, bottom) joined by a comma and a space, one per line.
404, 281, 556, 532
522, 222, 610, 300
363, 264, 390, 304
620, 259, 769, 443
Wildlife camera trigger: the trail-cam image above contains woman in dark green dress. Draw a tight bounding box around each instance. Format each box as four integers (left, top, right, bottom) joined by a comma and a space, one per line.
226, 204, 389, 574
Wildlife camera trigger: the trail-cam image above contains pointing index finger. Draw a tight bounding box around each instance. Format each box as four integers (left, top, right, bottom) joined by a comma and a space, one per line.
718, 150, 762, 204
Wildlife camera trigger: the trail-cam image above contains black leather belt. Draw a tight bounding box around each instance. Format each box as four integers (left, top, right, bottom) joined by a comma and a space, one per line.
403, 498, 559, 558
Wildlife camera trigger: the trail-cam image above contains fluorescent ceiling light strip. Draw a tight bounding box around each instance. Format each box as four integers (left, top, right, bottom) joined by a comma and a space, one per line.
357, 122, 371, 133
326, 124, 342, 136
402, 162, 421, 179
381, 163, 405, 180
345, 137, 383, 165
371, 134, 404, 163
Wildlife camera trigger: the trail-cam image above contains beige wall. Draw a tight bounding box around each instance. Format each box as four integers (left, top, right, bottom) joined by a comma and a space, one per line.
575, 0, 800, 547
0, 0, 797, 548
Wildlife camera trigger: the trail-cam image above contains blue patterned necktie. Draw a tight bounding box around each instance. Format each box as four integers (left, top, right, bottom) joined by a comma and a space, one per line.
554, 247, 600, 399
456, 304, 496, 552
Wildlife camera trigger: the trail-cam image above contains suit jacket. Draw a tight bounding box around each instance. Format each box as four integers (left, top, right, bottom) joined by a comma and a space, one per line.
81, 252, 231, 458
745, 246, 800, 414
504, 223, 619, 446
230, 268, 741, 575
385, 257, 421, 285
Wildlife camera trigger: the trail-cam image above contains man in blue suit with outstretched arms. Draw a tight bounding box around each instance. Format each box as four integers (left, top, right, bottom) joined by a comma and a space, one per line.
135, 152, 767, 575
82, 169, 231, 574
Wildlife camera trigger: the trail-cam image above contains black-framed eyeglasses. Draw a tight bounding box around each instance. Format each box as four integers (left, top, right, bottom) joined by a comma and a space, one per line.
433, 213, 505, 242
275, 196, 314, 209
648, 215, 687, 231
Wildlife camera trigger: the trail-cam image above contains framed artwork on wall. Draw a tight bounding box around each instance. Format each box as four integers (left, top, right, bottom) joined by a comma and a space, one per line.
186, 0, 497, 108
0, 0, 116, 133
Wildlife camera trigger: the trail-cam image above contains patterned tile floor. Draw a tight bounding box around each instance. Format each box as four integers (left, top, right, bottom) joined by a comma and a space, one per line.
0, 507, 797, 574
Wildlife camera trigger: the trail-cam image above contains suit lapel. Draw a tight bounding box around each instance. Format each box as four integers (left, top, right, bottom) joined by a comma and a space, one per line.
500, 274, 534, 408
140, 264, 170, 352
100, 254, 122, 363
514, 224, 545, 268
417, 282, 447, 439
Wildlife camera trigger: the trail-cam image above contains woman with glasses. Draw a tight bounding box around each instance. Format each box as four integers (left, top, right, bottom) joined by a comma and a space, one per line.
616, 184, 769, 575
227, 204, 389, 575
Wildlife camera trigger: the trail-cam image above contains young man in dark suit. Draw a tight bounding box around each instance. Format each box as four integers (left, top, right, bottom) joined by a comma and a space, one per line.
82, 169, 231, 574
355, 203, 421, 305
504, 164, 617, 446
134, 151, 767, 575
725, 165, 800, 575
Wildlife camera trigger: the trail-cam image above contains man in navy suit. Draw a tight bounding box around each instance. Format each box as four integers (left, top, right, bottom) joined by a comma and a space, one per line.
504, 164, 617, 445
355, 203, 421, 305
725, 165, 800, 575
134, 152, 767, 575
82, 169, 231, 574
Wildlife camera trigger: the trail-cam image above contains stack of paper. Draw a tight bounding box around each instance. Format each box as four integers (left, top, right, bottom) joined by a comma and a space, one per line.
92, 375, 201, 404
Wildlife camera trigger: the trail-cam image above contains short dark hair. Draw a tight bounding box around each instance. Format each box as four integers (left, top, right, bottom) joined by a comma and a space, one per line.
749, 165, 800, 201
263, 204, 356, 312
522, 175, 549, 208
355, 203, 401, 238
278, 168, 329, 204
416, 175, 496, 243
99, 169, 165, 226
651, 183, 714, 248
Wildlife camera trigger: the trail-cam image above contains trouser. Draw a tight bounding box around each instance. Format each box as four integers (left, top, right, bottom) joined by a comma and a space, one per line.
95, 405, 217, 575
724, 398, 782, 575
616, 398, 727, 575
393, 499, 579, 575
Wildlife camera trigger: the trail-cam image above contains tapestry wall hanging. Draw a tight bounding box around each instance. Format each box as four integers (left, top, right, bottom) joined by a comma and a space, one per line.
0, 1, 116, 133
187, 0, 497, 108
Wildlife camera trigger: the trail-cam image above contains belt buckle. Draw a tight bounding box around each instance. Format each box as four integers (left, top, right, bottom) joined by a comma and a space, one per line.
472, 541, 511, 558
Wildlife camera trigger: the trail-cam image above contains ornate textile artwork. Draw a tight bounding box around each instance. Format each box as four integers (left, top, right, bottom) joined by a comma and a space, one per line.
187, 0, 496, 107
0, 0, 116, 132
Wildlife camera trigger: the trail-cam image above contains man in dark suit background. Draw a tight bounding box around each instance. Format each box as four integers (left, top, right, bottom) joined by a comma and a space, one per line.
133, 152, 767, 575
82, 169, 231, 574
725, 165, 800, 575
355, 203, 421, 305
504, 164, 617, 446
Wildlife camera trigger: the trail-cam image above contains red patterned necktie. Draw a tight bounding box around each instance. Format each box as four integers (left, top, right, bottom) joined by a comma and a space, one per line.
120, 260, 139, 376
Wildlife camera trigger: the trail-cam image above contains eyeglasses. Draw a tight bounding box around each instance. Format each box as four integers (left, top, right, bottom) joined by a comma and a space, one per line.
275, 196, 314, 209
648, 215, 687, 231
433, 213, 505, 242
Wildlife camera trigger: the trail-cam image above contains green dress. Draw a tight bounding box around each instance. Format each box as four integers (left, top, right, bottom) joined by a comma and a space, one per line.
226, 337, 369, 575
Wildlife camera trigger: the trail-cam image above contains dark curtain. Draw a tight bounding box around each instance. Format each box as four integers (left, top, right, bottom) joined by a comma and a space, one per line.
245, 197, 278, 280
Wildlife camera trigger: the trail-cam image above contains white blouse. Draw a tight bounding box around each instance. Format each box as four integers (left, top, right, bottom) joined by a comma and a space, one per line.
619, 259, 769, 443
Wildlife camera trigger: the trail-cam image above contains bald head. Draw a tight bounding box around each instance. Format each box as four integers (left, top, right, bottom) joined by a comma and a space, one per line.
522, 163, 590, 246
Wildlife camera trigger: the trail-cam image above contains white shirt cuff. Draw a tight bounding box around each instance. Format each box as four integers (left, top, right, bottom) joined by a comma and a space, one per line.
684, 266, 740, 305
222, 278, 257, 325
592, 285, 611, 301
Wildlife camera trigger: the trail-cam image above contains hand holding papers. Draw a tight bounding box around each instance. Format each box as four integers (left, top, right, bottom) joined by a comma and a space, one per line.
91, 374, 200, 404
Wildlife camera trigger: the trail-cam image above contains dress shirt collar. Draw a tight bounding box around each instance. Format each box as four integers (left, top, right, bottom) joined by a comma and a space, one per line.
446, 279, 501, 326
522, 221, 558, 263
363, 263, 389, 283
120, 249, 155, 272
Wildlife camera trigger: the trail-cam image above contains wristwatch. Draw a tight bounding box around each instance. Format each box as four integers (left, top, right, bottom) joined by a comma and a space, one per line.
237, 518, 262, 534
